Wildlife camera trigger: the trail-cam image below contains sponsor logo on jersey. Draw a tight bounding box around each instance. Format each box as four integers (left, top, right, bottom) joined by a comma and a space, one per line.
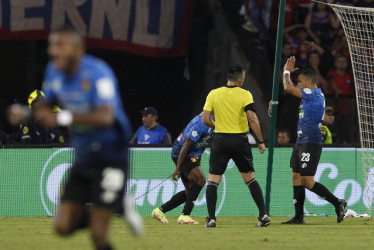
304, 88, 312, 94
299, 110, 304, 118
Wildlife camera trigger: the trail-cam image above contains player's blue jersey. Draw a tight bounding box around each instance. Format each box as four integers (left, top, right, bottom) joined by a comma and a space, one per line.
171, 114, 214, 158
42, 55, 132, 164
297, 88, 325, 145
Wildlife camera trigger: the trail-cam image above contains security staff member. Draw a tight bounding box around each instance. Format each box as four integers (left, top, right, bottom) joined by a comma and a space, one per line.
130, 106, 172, 144
202, 65, 270, 228
19, 90, 64, 144
321, 106, 336, 144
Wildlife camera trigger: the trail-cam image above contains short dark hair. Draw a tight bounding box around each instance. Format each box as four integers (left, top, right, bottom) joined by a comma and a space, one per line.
277, 128, 290, 137
298, 68, 317, 83
334, 54, 347, 63
50, 25, 84, 45
227, 65, 244, 81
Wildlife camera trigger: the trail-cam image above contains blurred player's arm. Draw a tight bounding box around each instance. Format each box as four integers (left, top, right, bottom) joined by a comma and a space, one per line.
246, 110, 265, 153
172, 137, 195, 181
33, 101, 114, 128
283, 56, 303, 98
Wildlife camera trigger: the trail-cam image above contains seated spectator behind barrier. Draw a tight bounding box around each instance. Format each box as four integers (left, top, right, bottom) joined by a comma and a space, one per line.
14, 90, 65, 144
321, 106, 337, 144
276, 128, 291, 144
130, 107, 172, 145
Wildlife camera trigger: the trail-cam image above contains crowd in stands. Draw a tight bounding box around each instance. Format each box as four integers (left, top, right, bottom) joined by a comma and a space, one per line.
239, 0, 368, 144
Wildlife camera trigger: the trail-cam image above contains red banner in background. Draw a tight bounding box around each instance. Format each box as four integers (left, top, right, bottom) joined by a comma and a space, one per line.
0, 0, 195, 57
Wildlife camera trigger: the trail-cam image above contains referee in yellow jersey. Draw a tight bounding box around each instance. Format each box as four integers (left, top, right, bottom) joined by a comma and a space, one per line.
202, 65, 270, 227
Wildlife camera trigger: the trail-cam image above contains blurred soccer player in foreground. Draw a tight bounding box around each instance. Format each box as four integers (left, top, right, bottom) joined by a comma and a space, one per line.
282, 57, 347, 224
152, 112, 214, 224
10, 27, 143, 249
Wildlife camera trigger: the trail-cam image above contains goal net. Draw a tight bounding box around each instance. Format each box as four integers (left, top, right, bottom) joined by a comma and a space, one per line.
327, 2, 374, 214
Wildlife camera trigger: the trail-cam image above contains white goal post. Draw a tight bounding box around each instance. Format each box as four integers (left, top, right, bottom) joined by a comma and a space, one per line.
323, 1, 374, 214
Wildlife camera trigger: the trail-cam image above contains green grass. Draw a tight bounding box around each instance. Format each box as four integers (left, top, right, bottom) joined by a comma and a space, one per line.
1, 216, 373, 249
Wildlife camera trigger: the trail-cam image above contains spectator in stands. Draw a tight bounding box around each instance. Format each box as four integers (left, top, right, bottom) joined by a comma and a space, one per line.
327, 55, 353, 96
332, 34, 350, 63
295, 40, 325, 70
305, 0, 340, 49
321, 106, 337, 144
282, 42, 293, 69
130, 106, 172, 144
285, 26, 322, 55
239, 1, 259, 33
276, 129, 291, 144
246, 0, 273, 48
12, 90, 65, 144
308, 51, 329, 93
294, 0, 313, 24
327, 55, 355, 143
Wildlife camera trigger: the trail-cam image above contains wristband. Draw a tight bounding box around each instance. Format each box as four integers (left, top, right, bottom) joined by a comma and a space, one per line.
283, 70, 290, 76
258, 141, 265, 144
57, 110, 73, 126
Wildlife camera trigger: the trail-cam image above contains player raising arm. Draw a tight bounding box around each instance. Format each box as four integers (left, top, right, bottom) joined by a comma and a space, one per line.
281, 56, 347, 224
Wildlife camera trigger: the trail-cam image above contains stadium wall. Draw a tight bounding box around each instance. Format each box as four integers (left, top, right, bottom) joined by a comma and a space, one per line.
0, 147, 369, 217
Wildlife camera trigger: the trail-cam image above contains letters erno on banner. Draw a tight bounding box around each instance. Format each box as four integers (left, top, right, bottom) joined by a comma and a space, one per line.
0, 0, 195, 57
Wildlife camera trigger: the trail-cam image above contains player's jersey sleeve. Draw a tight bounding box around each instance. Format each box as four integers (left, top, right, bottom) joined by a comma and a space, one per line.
243, 90, 254, 108
42, 63, 58, 103
186, 123, 207, 143
301, 88, 314, 101
203, 90, 214, 111
90, 63, 117, 108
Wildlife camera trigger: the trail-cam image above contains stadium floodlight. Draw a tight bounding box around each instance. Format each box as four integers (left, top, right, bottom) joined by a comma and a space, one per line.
321, 0, 374, 215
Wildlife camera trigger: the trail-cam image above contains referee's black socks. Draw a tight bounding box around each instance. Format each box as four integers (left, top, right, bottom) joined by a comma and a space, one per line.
293, 185, 305, 219
246, 178, 266, 217
206, 181, 218, 220
160, 191, 187, 213
310, 182, 340, 206
182, 184, 203, 215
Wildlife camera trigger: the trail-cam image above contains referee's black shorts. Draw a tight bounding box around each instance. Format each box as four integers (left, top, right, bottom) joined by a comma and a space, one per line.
209, 133, 254, 175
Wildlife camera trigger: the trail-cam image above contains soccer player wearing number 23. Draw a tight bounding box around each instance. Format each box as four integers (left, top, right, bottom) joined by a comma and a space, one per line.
282, 56, 347, 224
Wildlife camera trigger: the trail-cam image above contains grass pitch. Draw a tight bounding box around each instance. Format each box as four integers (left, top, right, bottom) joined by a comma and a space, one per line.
0, 216, 373, 249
